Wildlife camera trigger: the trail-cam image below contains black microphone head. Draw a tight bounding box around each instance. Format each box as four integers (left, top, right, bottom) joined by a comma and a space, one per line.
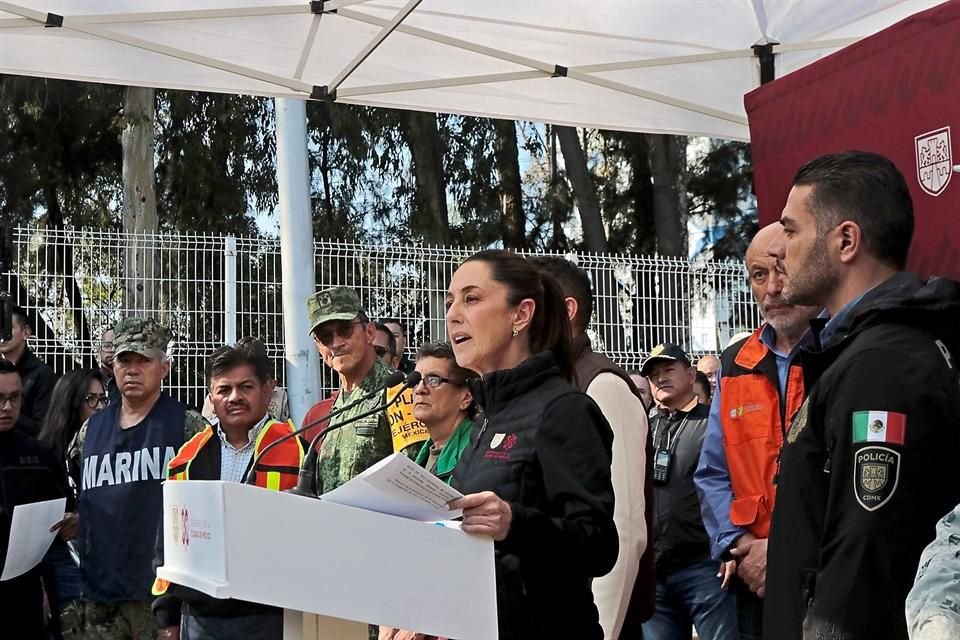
384, 370, 407, 388
403, 370, 422, 387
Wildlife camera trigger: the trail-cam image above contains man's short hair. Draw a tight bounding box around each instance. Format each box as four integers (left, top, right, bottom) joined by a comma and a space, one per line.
0, 359, 17, 375
373, 322, 397, 355
205, 337, 273, 387
529, 256, 593, 332
792, 151, 914, 269
379, 318, 407, 336
417, 341, 478, 384
11, 305, 29, 330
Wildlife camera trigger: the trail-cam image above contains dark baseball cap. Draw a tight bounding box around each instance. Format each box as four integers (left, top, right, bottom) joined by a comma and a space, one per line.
640, 342, 692, 377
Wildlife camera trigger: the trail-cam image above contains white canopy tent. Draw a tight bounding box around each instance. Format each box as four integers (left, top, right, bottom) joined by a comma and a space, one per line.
0, 0, 945, 140
0, 0, 944, 420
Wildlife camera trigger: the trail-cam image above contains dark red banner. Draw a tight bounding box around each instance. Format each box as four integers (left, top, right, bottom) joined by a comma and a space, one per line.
746, 0, 960, 278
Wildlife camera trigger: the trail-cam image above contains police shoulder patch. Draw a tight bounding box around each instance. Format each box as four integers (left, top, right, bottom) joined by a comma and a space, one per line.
854, 445, 901, 511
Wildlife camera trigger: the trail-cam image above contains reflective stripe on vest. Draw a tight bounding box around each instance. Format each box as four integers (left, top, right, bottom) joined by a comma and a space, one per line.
152, 419, 304, 596
720, 327, 805, 538
249, 419, 305, 491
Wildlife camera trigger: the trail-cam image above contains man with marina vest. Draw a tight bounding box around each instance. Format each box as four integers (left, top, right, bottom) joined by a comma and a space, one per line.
694, 224, 820, 639
66, 318, 209, 640
152, 338, 304, 640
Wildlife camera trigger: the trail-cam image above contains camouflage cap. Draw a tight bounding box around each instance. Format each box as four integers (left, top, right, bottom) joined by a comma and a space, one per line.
113, 317, 172, 359
306, 286, 364, 334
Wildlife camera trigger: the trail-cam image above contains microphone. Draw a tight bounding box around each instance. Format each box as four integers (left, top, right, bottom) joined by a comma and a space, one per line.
285, 370, 422, 498
242, 369, 407, 485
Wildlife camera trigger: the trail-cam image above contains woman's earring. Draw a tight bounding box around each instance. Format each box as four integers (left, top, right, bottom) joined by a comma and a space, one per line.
512, 328, 519, 337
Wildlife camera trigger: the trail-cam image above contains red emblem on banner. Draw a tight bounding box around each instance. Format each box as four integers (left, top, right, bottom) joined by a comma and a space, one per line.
915, 127, 953, 196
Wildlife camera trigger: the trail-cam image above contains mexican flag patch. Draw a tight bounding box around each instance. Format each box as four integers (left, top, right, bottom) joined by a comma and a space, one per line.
852, 411, 906, 445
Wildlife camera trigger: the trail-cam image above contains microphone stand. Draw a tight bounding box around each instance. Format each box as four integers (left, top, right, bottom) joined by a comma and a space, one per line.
286, 371, 422, 498
241, 370, 406, 485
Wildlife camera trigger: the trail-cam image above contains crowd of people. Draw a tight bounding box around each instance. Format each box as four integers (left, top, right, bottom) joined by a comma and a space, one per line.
1, 150, 958, 640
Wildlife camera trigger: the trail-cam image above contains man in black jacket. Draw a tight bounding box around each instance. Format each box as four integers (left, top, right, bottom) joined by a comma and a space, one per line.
765, 151, 960, 640
0, 306, 57, 436
641, 343, 737, 640
0, 359, 73, 639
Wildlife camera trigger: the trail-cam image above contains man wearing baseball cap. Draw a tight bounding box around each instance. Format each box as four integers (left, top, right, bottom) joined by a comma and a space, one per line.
641, 343, 738, 640
304, 287, 424, 494
66, 318, 207, 640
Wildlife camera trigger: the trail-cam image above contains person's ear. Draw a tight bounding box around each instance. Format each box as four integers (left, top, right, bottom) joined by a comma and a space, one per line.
513, 298, 535, 334
161, 358, 171, 380
460, 387, 474, 412
564, 297, 578, 326
363, 321, 377, 344
687, 366, 696, 384
836, 221, 862, 264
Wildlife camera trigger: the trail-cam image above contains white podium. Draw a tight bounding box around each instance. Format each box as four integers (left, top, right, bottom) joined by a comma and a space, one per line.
156, 481, 498, 640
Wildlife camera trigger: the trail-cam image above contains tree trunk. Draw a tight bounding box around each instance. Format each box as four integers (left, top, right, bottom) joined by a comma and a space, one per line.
646, 133, 688, 257
122, 86, 158, 313
556, 125, 608, 253
492, 119, 527, 249
399, 111, 451, 244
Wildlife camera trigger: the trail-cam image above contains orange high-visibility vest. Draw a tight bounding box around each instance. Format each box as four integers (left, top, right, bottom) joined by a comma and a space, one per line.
719, 327, 804, 539
152, 419, 304, 596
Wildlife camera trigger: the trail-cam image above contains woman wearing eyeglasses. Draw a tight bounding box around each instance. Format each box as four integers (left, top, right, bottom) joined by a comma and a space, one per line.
379, 342, 476, 640
38, 369, 108, 640
410, 342, 476, 483
445, 250, 617, 640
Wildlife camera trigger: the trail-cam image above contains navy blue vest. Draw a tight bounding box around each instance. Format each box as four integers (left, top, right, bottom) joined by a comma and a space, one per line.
79, 393, 186, 602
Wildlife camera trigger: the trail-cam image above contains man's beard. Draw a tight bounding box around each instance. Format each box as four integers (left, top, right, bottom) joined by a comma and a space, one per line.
782, 233, 837, 307
765, 302, 815, 342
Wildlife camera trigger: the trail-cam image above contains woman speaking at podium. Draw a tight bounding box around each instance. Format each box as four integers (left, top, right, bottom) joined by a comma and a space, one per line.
446, 250, 617, 640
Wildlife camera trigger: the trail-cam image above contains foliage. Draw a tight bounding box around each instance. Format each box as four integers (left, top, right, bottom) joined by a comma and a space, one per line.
0, 76, 757, 260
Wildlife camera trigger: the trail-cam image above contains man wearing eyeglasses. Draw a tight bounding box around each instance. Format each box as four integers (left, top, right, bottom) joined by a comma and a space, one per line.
0, 359, 73, 638
305, 287, 425, 494
98, 327, 120, 405
373, 322, 400, 369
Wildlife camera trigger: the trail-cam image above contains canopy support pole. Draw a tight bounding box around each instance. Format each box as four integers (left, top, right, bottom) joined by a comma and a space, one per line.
276, 98, 320, 427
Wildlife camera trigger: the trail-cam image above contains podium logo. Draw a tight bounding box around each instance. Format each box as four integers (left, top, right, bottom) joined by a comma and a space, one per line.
172, 505, 192, 546
181, 507, 191, 546
915, 127, 953, 196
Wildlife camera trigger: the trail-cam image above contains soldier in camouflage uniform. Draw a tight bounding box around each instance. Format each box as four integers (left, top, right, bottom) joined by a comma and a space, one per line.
907, 502, 960, 640
65, 318, 207, 640
307, 287, 419, 494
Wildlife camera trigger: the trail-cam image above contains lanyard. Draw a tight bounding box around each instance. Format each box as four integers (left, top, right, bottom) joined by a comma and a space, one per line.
654, 413, 690, 453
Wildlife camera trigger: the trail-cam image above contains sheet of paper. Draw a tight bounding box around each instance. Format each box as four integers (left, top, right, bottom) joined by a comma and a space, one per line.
1, 497, 66, 581
322, 453, 463, 521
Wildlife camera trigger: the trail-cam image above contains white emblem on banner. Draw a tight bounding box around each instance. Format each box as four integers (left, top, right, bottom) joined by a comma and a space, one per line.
915, 126, 953, 196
